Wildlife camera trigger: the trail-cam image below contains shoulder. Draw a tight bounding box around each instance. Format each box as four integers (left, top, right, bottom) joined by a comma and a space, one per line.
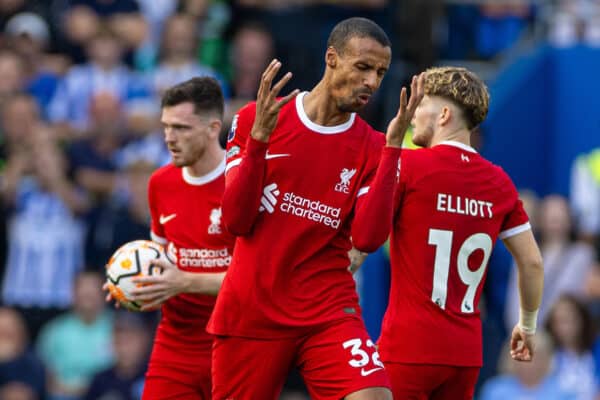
150, 164, 176, 181
149, 164, 178, 188
352, 116, 385, 150
237, 101, 257, 118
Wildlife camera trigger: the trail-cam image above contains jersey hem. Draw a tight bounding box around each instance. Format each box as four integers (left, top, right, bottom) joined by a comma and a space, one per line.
498, 222, 531, 239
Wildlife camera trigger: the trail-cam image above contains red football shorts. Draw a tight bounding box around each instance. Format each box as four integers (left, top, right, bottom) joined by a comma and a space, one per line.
385, 362, 479, 400
212, 318, 391, 400
142, 353, 212, 400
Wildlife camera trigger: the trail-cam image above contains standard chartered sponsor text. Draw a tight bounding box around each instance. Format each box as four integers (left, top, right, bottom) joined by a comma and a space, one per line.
178, 247, 231, 267
280, 192, 341, 228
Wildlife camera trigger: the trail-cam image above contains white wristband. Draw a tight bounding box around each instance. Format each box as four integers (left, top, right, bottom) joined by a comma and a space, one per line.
519, 308, 539, 335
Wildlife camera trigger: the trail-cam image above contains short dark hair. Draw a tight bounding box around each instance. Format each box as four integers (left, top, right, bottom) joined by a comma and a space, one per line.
161, 77, 224, 119
327, 17, 391, 54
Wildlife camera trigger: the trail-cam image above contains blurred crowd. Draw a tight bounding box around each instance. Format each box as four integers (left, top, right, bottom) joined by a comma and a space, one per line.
0, 0, 596, 399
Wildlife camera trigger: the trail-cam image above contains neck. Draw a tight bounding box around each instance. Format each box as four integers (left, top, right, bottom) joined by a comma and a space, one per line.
186, 145, 224, 177
430, 127, 471, 148
302, 82, 353, 127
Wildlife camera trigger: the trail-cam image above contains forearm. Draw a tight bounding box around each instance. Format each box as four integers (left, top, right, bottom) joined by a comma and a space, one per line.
53, 179, 90, 214
504, 230, 544, 332
222, 137, 268, 236
182, 272, 226, 296
517, 258, 544, 312
351, 147, 401, 252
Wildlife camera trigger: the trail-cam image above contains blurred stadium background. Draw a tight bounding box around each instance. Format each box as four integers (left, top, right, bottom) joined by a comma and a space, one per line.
0, 0, 599, 399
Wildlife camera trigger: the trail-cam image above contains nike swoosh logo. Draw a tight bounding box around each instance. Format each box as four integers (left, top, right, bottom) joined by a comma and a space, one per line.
159, 213, 177, 225
360, 367, 383, 377
265, 152, 291, 160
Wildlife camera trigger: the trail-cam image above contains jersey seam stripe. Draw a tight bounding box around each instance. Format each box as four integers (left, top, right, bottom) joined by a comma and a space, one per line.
498, 222, 531, 240
150, 230, 167, 244
357, 186, 370, 197
225, 158, 243, 173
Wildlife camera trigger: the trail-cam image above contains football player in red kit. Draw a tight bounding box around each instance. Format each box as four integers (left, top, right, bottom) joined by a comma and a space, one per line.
207, 17, 424, 400
124, 77, 235, 399
378, 66, 544, 400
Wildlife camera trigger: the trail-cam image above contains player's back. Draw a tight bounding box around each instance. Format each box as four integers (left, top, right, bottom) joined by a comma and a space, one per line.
379, 141, 530, 367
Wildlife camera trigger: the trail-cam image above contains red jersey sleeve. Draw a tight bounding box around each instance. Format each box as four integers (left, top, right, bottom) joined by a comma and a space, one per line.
148, 173, 167, 245
351, 134, 401, 252
498, 198, 531, 240
225, 103, 254, 174
221, 102, 269, 236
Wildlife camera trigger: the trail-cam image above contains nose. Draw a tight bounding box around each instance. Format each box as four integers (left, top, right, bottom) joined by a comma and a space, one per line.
363, 71, 379, 91
164, 127, 175, 143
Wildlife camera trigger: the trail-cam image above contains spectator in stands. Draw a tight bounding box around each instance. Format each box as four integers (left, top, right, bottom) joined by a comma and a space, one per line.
60, 0, 146, 64
37, 271, 114, 400
83, 311, 150, 400
0, 49, 26, 104
476, 1, 533, 58
571, 147, 600, 247
0, 307, 45, 400
505, 194, 595, 331
48, 27, 151, 135
150, 13, 226, 98
545, 294, 598, 399
4, 12, 62, 115
480, 331, 574, 399
1, 94, 88, 338
547, 0, 600, 47
84, 159, 156, 268
0, 382, 39, 400
222, 20, 274, 144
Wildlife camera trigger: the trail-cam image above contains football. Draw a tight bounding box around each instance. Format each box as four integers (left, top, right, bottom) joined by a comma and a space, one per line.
105, 240, 167, 311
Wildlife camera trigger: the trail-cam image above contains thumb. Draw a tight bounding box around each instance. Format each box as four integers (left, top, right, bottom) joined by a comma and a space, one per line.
150, 257, 175, 271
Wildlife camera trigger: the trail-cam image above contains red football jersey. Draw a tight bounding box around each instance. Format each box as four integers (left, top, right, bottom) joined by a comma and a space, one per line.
148, 160, 235, 365
378, 141, 530, 367
208, 92, 387, 338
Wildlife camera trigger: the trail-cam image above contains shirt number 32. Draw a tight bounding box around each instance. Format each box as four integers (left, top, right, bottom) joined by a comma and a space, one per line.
342, 338, 384, 377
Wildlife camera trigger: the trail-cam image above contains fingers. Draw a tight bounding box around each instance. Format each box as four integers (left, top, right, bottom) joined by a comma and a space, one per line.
406, 73, 425, 113
258, 59, 282, 99
270, 71, 293, 100
278, 89, 301, 109
397, 87, 407, 117
258, 59, 298, 109
141, 298, 165, 311
132, 276, 161, 285
150, 258, 173, 269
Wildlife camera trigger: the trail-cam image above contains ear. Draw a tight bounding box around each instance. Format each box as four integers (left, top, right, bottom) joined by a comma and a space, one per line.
325, 46, 338, 69
208, 119, 223, 140
439, 106, 451, 127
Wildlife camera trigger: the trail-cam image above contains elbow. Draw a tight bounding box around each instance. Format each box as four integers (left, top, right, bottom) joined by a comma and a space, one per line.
352, 234, 386, 254
223, 218, 252, 237
528, 254, 544, 273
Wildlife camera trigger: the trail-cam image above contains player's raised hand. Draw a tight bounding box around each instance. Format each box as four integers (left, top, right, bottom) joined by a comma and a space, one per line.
102, 282, 120, 309
385, 72, 425, 148
251, 59, 300, 142
510, 324, 535, 362
130, 258, 186, 311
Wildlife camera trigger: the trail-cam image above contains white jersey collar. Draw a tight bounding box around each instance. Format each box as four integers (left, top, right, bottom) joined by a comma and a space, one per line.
295, 91, 355, 134
437, 140, 478, 153
182, 156, 226, 186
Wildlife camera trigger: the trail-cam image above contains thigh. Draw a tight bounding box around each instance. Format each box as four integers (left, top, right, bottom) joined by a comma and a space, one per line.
143, 375, 206, 400
145, 351, 212, 399
211, 335, 296, 400
431, 366, 479, 400
385, 362, 448, 400
298, 318, 391, 400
